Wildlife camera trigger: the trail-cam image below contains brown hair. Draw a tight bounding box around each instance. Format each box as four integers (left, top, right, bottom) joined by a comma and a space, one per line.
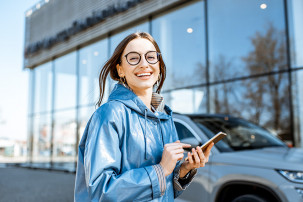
96, 32, 166, 107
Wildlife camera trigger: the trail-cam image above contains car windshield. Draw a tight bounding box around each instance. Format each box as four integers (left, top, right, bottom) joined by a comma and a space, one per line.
191, 116, 286, 152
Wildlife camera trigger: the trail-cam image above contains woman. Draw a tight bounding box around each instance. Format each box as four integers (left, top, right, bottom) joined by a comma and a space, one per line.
74, 32, 213, 201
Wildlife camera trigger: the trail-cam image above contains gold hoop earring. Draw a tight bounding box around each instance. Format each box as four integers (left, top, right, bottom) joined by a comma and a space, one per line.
119, 76, 126, 84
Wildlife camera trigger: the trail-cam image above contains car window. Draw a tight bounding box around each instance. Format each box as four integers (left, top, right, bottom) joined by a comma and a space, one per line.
174, 121, 200, 147
192, 116, 286, 151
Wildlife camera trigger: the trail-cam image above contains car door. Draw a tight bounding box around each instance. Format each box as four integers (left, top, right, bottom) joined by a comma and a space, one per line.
173, 118, 210, 202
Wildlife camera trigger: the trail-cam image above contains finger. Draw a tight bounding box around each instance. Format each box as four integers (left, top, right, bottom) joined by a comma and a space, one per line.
192, 148, 200, 164
181, 143, 192, 148
204, 142, 214, 158
176, 153, 184, 161
196, 146, 205, 162
165, 144, 185, 152
166, 143, 191, 150
164, 140, 180, 147
188, 152, 194, 164
172, 148, 185, 154
197, 147, 206, 166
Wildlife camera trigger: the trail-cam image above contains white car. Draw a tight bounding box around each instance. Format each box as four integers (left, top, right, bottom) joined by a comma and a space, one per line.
173, 113, 303, 202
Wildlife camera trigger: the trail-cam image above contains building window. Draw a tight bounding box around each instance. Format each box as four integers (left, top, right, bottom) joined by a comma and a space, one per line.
33, 62, 52, 114
152, 1, 206, 91
53, 109, 76, 170
287, 0, 303, 68
291, 70, 303, 147
163, 87, 207, 114
208, 0, 287, 81
79, 39, 109, 106
32, 114, 52, 166
209, 73, 291, 144
54, 52, 77, 110
110, 22, 149, 55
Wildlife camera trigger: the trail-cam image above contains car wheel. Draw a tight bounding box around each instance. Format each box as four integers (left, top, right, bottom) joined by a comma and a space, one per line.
231, 194, 268, 202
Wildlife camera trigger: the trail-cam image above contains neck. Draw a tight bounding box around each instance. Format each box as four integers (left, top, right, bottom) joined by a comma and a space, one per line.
132, 87, 153, 110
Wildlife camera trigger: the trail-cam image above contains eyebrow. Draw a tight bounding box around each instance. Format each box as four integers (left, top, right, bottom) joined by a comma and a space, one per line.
125, 50, 157, 54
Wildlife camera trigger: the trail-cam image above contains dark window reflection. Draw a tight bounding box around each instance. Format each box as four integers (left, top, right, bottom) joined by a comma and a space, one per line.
208, 0, 287, 81
152, 1, 206, 90
209, 73, 291, 143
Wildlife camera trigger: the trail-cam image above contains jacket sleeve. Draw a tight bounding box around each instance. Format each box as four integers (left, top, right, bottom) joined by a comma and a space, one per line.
82, 103, 163, 202
170, 117, 197, 198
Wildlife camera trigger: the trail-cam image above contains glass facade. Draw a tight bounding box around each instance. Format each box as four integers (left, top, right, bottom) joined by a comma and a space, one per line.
27, 0, 303, 170
208, 0, 287, 81
288, 0, 303, 147
152, 2, 206, 91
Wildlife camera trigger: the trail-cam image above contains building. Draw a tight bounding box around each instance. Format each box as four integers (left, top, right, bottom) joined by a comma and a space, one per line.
24, 0, 303, 171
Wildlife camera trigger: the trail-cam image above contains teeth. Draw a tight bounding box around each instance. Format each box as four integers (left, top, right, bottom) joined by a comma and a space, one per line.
137, 73, 151, 77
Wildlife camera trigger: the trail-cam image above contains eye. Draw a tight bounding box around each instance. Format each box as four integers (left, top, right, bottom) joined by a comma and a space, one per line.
129, 56, 139, 61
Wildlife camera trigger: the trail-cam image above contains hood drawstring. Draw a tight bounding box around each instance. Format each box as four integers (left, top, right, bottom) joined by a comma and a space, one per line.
144, 109, 148, 160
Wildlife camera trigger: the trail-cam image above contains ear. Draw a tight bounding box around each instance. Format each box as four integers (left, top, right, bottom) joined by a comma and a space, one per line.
116, 64, 124, 77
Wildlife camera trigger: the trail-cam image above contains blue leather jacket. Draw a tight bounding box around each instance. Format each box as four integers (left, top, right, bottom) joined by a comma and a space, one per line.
74, 84, 195, 202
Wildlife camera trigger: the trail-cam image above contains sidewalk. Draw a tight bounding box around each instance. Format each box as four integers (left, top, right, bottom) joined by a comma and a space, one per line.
0, 165, 75, 202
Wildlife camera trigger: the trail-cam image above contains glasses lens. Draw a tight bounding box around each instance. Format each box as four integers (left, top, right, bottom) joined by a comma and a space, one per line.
126, 52, 140, 65
146, 51, 158, 64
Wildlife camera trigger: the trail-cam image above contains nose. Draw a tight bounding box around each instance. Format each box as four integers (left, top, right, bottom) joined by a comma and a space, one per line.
139, 55, 149, 68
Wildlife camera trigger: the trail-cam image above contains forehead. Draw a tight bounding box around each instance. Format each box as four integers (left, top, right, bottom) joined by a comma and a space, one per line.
123, 38, 156, 54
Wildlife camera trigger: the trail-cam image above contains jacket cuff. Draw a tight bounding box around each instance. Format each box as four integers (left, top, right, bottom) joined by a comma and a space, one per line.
152, 164, 166, 196
144, 165, 166, 199
173, 162, 197, 191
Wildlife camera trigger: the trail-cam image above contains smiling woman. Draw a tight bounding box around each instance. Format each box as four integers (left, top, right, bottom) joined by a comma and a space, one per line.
74, 32, 214, 201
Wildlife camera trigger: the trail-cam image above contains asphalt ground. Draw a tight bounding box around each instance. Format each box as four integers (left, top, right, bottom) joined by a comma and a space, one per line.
0, 166, 75, 202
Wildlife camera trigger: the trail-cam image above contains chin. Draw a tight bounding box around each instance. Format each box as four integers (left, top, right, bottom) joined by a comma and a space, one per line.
129, 82, 155, 92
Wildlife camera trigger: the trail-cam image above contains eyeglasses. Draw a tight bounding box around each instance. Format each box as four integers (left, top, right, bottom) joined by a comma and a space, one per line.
124, 51, 161, 66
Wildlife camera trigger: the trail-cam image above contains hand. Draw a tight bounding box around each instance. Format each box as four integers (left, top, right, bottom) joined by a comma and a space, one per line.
180, 142, 214, 178
160, 140, 191, 176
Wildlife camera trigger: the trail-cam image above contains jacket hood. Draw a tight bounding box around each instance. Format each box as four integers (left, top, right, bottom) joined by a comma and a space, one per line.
108, 84, 172, 120
108, 84, 171, 160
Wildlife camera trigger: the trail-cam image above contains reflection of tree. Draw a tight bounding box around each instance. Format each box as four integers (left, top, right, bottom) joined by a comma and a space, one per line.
242, 24, 290, 138
211, 56, 243, 116
170, 62, 206, 88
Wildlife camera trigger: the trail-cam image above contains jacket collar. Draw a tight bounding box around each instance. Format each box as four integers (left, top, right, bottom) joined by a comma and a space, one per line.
108, 83, 171, 119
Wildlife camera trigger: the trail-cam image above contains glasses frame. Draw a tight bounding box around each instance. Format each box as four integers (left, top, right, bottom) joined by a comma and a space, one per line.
123, 51, 161, 66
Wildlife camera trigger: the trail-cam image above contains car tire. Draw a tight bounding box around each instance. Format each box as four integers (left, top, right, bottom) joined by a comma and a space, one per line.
231, 194, 267, 202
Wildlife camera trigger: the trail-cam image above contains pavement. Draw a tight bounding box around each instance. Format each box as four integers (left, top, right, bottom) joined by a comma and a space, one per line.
0, 165, 75, 202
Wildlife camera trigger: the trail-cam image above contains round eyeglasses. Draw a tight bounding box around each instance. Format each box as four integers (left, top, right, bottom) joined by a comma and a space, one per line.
124, 51, 161, 66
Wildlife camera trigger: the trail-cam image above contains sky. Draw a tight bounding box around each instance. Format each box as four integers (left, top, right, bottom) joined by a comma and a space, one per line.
0, 0, 39, 141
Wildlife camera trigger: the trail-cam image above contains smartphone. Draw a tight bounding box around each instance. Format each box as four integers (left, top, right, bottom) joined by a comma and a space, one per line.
200, 131, 227, 152
185, 132, 227, 161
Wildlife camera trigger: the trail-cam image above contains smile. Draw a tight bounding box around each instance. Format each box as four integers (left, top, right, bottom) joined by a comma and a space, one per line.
136, 72, 152, 77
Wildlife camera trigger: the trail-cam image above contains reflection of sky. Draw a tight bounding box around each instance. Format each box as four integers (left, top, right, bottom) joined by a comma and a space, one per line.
110, 23, 149, 55
79, 39, 108, 106
0, 0, 38, 141
208, 0, 286, 66
152, 1, 206, 89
